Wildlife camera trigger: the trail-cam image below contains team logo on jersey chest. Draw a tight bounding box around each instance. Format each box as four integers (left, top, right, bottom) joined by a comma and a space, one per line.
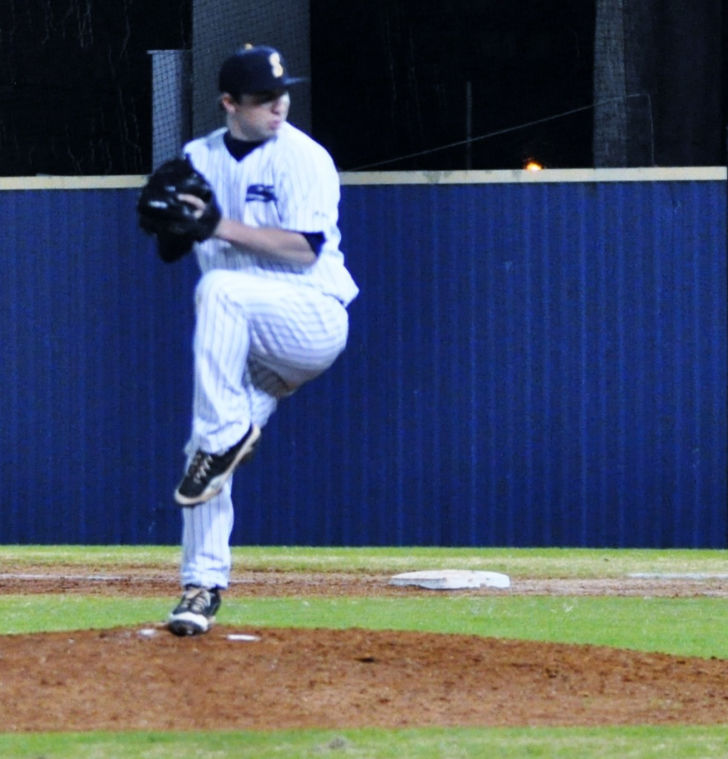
246, 184, 277, 202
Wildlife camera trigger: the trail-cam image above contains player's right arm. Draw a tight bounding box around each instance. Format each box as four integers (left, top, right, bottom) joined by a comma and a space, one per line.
213, 219, 317, 266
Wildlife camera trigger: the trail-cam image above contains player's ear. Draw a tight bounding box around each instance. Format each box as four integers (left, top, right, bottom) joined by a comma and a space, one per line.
219, 93, 238, 113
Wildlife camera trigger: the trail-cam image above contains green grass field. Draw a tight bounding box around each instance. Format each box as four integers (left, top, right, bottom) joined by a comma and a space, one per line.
2, 545, 728, 758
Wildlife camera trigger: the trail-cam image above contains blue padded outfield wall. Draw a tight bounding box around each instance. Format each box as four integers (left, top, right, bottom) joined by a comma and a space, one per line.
0, 168, 725, 547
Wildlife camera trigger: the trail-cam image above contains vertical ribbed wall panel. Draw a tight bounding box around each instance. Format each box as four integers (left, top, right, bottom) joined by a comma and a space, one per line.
0, 178, 725, 546
0, 189, 198, 544
318, 179, 726, 548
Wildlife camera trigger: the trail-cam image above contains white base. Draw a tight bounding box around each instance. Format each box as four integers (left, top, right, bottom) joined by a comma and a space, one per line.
389, 569, 511, 590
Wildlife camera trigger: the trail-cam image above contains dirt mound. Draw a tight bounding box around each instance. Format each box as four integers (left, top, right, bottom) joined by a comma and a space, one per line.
5, 624, 728, 732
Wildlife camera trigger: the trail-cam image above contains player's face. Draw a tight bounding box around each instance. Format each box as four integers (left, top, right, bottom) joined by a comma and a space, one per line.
224, 90, 290, 141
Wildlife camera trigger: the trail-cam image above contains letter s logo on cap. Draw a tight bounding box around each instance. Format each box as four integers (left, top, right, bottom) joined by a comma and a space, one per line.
269, 52, 284, 78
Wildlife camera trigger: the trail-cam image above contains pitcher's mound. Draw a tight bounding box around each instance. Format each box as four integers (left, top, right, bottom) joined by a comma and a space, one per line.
4, 625, 728, 731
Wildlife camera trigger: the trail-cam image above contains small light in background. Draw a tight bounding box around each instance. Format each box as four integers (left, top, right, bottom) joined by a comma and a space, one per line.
523, 159, 544, 171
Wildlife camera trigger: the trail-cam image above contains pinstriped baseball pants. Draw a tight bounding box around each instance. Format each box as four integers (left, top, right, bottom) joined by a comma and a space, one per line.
180, 268, 349, 589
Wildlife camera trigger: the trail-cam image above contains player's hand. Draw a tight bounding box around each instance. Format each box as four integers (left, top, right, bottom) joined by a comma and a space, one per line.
177, 193, 205, 216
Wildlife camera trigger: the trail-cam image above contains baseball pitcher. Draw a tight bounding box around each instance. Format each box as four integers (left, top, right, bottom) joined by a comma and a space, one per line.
137, 44, 359, 636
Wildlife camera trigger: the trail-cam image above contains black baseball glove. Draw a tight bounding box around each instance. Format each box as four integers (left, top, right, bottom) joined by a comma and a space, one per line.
137, 157, 222, 260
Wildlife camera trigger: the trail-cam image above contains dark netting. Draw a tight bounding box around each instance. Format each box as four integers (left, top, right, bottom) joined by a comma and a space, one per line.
1, 1, 721, 176
151, 0, 312, 172
0, 0, 310, 176
0, 0, 191, 175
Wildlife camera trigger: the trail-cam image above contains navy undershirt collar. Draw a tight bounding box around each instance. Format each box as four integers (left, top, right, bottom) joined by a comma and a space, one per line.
223, 131, 265, 161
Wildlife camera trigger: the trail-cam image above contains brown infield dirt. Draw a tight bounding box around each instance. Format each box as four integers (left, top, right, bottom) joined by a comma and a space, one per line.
3, 566, 728, 732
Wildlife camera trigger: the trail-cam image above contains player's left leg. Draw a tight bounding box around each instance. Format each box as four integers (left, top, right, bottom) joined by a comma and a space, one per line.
176, 270, 347, 506
244, 281, 349, 390
189, 270, 348, 453
188, 270, 256, 455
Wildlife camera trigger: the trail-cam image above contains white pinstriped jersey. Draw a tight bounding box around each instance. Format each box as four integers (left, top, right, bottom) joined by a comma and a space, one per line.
183, 123, 359, 306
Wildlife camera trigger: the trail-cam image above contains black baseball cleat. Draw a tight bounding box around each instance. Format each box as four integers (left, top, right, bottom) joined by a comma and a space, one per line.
167, 585, 222, 636
174, 424, 261, 506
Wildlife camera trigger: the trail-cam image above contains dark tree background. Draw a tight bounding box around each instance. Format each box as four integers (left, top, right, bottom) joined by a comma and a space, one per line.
311, 0, 596, 170
0, 1, 190, 175
0, 0, 725, 174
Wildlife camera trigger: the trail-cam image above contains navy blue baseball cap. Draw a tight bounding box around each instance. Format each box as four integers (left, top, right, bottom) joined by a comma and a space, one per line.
218, 45, 305, 97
